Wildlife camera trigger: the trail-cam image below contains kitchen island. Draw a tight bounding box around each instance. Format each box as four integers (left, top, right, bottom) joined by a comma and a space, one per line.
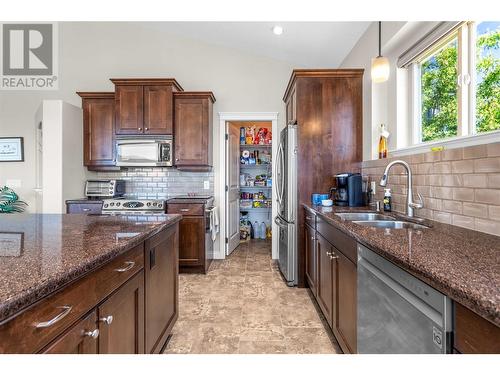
0, 213, 181, 354
303, 204, 500, 354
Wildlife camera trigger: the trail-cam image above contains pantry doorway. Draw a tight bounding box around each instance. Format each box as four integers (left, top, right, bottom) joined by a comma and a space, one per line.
218, 112, 279, 260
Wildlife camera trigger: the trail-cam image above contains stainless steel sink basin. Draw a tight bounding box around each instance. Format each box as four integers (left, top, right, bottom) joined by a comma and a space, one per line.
352, 220, 429, 229
335, 212, 395, 221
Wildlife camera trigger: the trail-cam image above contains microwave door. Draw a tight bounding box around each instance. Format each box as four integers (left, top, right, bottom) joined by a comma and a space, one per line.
117, 143, 159, 166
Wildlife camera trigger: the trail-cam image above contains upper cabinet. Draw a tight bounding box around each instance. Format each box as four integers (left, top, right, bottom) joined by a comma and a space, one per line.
174, 92, 215, 171
77, 92, 119, 171
111, 78, 183, 136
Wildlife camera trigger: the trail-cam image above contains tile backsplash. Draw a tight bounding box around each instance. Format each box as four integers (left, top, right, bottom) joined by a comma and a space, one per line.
95, 168, 214, 200
362, 142, 500, 237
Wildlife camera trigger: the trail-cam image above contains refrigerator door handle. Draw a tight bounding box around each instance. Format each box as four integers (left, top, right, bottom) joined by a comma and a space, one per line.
276, 141, 284, 206
274, 216, 287, 228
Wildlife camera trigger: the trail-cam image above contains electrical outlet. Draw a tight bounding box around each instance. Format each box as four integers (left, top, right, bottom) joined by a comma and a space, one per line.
203, 180, 210, 190
370, 181, 376, 194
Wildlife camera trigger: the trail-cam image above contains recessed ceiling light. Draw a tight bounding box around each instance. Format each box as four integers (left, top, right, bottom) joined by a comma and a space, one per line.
272, 26, 283, 35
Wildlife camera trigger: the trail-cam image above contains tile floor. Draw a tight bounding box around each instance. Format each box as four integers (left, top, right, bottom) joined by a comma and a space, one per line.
164, 240, 340, 354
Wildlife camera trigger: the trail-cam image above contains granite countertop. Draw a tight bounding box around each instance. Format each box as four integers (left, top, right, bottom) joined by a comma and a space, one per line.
303, 204, 500, 327
0, 213, 182, 322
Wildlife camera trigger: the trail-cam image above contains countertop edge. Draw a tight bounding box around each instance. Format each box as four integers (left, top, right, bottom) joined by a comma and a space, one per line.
0, 215, 182, 323
302, 204, 500, 328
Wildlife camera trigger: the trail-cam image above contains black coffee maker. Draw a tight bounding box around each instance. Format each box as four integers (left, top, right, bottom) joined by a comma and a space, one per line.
331, 173, 363, 207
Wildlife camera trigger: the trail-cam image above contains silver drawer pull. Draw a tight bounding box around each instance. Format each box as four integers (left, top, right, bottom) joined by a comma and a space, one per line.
329, 253, 339, 260
83, 329, 100, 339
180, 209, 190, 212
99, 315, 113, 325
35, 305, 72, 328
82, 208, 91, 212
115, 261, 135, 272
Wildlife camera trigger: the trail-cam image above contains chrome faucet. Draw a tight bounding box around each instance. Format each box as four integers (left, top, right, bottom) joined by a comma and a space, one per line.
379, 160, 423, 217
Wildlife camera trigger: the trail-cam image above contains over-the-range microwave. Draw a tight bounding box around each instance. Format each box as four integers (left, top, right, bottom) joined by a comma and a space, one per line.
116, 137, 173, 167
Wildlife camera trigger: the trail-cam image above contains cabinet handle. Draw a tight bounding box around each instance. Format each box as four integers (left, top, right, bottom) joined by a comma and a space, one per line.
35, 305, 72, 328
180, 208, 190, 212
83, 329, 100, 339
329, 252, 339, 260
138, 127, 143, 131
82, 208, 91, 212
114, 261, 135, 273
99, 315, 113, 325
144, 127, 149, 131
175, 158, 179, 162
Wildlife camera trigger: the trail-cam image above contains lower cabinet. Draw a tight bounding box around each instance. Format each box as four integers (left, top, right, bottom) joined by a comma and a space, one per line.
98, 271, 145, 354
305, 224, 317, 297
306, 214, 357, 354
42, 311, 99, 354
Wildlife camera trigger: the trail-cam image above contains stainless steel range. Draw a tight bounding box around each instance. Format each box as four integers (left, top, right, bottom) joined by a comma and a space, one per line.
102, 199, 166, 215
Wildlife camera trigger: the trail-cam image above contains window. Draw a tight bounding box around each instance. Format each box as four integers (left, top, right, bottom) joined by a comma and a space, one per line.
408, 21, 500, 145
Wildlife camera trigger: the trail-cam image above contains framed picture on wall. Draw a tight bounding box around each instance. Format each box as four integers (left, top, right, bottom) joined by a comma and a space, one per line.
0, 137, 24, 162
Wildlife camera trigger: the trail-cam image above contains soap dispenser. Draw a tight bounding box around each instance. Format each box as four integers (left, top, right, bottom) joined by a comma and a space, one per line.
383, 188, 392, 212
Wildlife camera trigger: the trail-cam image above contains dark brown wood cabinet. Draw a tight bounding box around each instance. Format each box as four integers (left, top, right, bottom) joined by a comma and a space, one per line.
42, 311, 98, 354
111, 78, 183, 136
144, 224, 179, 353
174, 92, 215, 171
77, 92, 118, 171
98, 271, 145, 354
283, 69, 363, 288
454, 302, 500, 354
336, 248, 357, 353
305, 224, 317, 297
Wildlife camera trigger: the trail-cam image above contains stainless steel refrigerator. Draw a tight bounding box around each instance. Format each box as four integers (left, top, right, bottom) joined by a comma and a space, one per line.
275, 122, 298, 286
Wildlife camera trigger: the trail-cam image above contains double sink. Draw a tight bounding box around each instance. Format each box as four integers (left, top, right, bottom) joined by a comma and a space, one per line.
335, 212, 429, 230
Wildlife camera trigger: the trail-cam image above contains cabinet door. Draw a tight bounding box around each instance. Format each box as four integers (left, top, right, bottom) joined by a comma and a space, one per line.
66, 202, 102, 214
42, 310, 98, 354
305, 224, 317, 297
336, 249, 357, 353
144, 85, 173, 135
115, 85, 144, 134
98, 271, 144, 354
83, 97, 115, 168
285, 87, 296, 124
178, 216, 205, 267
174, 98, 209, 167
145, 225, 179, 353
316, 234, 334, 328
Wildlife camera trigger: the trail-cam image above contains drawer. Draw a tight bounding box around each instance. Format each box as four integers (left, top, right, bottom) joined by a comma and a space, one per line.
304, 210, 316, 229
167, 203, 204, 216
317, 216, 357, 264
0, 243, 144, 354
454, 303, 500, 354
66, 202, 102, 214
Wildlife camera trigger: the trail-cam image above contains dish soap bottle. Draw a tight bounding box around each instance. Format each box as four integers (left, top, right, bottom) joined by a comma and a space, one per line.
378, 124, 389, 159
383, 188, 392, 212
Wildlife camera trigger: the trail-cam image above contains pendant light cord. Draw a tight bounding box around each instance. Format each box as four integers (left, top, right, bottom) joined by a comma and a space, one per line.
378, 21, 382, 57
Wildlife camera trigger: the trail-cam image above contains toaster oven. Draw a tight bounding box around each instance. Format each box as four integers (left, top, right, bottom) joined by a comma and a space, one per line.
85, 179, 125, 198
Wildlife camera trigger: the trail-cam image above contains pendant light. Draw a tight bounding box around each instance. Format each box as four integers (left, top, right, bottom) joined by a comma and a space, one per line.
371, 21, 390, 83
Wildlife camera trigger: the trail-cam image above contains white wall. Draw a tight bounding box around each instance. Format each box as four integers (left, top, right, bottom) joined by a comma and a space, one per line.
340, 21, 440, 160
0, 22, 295, 212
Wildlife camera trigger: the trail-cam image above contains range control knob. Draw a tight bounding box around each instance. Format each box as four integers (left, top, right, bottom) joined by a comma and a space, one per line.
104, 204, 108, 208
147, 202, 151, 207
110, 202, 114, 206
116, 202, 121, 206
153, 202, 157, 206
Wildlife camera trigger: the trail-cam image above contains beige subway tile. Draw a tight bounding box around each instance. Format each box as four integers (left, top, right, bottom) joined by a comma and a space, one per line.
462, 174, 488, 188
428, 175, 442, 186
416, 163, 433, 175
463, 145, 488, 159
474, 157, 500, 173
433, 162, 452, 174
442, 148, 463, 161
416, 208, 433, 220
475, 189, 500, 205
486, 142, 500, 157
413, 175, 428, 186
442, 200, 462, 214
463, 202, 489, 218
474, 218, 500, 236
424, 151, 442, 162
488, 206, 500, 221
431, 186, 451, 199
441, 174, 463, 187
410, 153, 425, 164
434, 211, 452, 224
416, 185, 432, 197
452, 214, 475, 230
453, 187, 475, 202
488, 174, 500, 188
391, 193, 406, 204
424, 197, 442, 210
451, 160, 474, 174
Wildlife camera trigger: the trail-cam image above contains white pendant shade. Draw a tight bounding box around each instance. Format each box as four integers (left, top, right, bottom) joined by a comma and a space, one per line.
371, 56, 390, 83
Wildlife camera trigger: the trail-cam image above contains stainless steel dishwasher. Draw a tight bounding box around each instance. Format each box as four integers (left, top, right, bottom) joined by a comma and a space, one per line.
357, 244, 453, 354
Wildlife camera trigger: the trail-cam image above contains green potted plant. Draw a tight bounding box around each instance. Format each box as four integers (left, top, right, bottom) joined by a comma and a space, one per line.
0, 186, 28, 213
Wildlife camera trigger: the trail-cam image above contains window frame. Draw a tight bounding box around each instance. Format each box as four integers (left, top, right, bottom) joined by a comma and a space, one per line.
406, 21, 498, 149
